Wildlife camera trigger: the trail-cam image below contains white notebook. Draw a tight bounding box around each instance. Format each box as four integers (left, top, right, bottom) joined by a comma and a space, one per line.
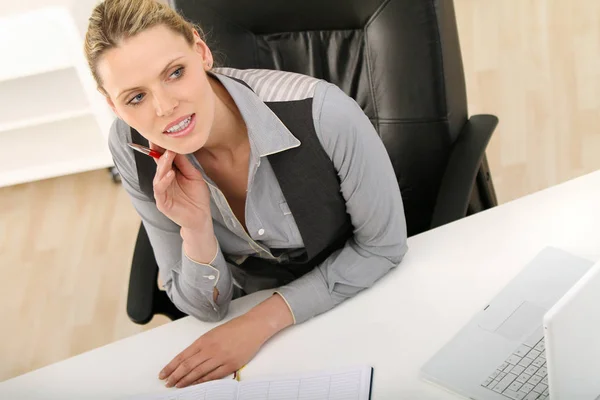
126, 366, 373, 400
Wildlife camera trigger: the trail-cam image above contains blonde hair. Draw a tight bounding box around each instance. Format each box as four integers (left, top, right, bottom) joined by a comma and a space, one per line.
84, 0, 204, 92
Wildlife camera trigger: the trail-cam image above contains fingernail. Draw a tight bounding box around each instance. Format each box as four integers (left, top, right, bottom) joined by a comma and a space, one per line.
165, 380, 173, 388
158, 371, 165, 380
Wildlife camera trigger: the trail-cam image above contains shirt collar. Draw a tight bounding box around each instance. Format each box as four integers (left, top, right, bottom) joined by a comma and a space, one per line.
209, 71, 301, 157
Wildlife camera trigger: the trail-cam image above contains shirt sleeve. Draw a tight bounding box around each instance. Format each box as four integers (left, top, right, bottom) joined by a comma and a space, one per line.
108, 119, 234, 322
275, 83, 409, 324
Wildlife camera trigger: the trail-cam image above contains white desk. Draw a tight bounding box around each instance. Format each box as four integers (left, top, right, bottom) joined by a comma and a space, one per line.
2, 171, 600, 400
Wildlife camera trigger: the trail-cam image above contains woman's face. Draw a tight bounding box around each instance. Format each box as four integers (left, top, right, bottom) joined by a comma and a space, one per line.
98, 24, 215, 154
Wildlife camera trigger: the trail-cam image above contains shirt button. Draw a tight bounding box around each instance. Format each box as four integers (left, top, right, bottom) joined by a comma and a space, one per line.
258, 228, 265, 236
206, 275, 216, 280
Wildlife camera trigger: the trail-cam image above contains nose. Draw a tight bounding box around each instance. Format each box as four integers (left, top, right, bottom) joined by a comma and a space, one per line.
153, 89, 178, 117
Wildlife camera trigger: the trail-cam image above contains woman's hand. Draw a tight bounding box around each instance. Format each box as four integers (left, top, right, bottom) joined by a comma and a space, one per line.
150, 142, 211, 231
159, 294, 294, 388
159, 314, 266, 388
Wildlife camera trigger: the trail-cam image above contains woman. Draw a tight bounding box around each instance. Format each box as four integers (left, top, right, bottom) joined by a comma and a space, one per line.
84, 0, 407, 389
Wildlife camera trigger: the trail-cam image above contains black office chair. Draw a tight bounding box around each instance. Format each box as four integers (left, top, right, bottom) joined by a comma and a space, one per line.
126, 0, 499, 324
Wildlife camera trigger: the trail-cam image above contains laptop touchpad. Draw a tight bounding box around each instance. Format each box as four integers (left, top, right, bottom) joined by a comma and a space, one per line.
492, 301, 547, 341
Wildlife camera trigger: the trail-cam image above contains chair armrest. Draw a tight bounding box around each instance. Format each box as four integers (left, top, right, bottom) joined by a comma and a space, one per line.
430, 114, 499, 229
126, 222, 160, 324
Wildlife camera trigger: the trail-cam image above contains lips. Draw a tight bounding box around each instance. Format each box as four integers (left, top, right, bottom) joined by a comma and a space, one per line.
162, 114, 196, 138
163, 114, 193, 133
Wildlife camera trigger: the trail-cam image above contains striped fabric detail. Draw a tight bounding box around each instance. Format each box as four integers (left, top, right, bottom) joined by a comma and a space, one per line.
214, 68, 320, 102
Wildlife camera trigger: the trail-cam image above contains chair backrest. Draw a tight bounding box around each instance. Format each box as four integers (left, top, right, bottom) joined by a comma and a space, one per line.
170, 0, 469, 236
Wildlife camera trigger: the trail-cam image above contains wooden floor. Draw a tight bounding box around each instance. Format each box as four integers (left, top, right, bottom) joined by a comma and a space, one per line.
0, 171, 169, 381
1, 0, 599, 383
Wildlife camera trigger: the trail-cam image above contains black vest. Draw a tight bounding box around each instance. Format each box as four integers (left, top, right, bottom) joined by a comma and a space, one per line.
131, 72, 353, 294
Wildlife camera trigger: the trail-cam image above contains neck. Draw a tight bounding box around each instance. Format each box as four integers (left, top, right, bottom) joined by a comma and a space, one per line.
196, 75, 248, 161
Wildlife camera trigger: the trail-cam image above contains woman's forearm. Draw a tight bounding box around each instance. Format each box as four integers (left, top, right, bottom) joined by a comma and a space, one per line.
181, 222, 218, 264
244, 293, 295, 341
182, 223, 294, 336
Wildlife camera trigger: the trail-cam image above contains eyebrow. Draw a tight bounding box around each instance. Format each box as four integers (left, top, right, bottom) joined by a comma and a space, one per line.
117, 56, 185, 100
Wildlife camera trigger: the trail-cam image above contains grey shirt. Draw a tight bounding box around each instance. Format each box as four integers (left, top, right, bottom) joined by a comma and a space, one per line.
108, 71, 408, 325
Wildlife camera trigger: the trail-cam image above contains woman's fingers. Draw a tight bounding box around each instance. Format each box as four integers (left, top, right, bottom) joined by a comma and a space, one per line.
191, 365, 230, 386
160, 340, 203, 381
154, 169, 175, 193
170, 357, 222, 388
162, 346, 212, 388
153, 150, 175, 184
153, 168, 175, 206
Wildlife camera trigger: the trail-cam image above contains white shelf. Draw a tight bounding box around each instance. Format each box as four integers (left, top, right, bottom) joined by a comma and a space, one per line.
0, 108, 93, 133
0, 115, 113, 187
0, 154, 113, 188
0, 6, 117, 187
0, 67, 96, 131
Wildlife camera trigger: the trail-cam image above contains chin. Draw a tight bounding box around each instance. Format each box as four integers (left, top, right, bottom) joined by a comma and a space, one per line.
170, 131, 208, 154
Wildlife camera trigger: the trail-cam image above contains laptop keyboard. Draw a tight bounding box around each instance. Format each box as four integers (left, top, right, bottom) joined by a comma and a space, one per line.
481, 337, 550, 400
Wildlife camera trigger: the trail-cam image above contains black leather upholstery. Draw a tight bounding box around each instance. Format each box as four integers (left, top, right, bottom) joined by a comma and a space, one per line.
126, 0, 499, 324
172, 0, 486, 235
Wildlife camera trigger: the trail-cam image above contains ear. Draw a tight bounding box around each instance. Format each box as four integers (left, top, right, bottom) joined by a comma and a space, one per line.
192, 29, 214, 70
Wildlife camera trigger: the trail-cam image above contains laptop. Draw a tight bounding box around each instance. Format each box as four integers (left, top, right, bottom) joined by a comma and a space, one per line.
421, 247, 600, 400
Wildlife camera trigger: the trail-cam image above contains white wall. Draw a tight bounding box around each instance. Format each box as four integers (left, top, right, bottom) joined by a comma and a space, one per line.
0, 0, 72, 16
0, 0, 101, 36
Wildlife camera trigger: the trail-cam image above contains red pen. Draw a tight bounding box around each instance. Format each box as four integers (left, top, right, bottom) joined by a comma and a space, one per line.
127, 143, 163, 159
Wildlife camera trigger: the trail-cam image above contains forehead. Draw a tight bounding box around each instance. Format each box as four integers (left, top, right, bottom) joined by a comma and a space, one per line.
98, 25, 191, 97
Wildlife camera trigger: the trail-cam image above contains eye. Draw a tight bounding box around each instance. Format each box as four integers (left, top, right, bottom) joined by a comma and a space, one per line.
169, 67, 185, 80
128, 93, 145, 105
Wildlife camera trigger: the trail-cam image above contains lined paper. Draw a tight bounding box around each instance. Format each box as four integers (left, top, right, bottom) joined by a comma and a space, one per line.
238, 369, 367, 400
124, 366, 371, 400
